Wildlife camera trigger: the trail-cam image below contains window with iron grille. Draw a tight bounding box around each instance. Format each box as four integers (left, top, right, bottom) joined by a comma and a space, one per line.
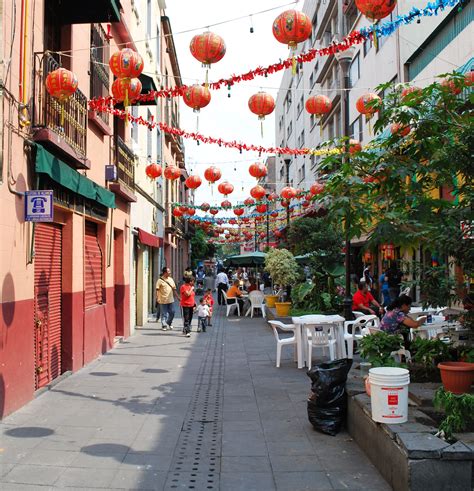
90, 24, 110, 125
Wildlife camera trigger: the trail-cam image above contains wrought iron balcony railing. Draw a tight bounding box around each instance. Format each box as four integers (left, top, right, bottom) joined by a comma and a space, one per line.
114, 135, 135, 190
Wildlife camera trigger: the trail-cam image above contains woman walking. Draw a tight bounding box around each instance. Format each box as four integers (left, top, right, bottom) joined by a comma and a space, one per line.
180, 277, 195, 337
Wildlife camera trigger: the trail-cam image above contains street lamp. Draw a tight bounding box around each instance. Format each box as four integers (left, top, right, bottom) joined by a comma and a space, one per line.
335, 46, 356, 320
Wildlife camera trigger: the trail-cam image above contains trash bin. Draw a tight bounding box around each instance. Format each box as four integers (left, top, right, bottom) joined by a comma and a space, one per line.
307, 359, 353, 436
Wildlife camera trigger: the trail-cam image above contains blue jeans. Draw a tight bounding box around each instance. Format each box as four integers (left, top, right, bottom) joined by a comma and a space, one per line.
198, 317, 207, 332
160, 302, 175, 327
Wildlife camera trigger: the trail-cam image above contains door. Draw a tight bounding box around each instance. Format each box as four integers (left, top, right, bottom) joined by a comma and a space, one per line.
34, 223, 62, 389
114, 229, 124, 336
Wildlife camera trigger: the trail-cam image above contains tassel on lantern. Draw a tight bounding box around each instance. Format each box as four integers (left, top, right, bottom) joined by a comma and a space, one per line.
372, 28, 378, 50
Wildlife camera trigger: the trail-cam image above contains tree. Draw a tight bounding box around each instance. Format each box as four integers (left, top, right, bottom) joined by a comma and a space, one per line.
264, 248, 299, 300
190, 229, 216, 267
313, 73, 473, 304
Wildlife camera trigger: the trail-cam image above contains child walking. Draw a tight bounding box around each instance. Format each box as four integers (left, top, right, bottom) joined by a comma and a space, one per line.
203, 289, 214, 327
196, 297, 210, 333
180, 277, 195, 337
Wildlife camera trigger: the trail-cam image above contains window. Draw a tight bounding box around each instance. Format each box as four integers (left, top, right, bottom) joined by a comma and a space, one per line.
90, 24, 110, 125
299, 164, 306, 182
309, 72, 314, 88
131, 106, 139, 143
311, 12, 318, 44
287, 121, 293, 138
156, 26, 160, 63
350, 53, 360, 86
363, 37, 372, 57
376, 13, 394, 51
285, 89, 292, 113
278, 116, 283, 132
279, 166, 285, 179
147, 0, 152, 37
297, 95, 304, 117
349, 116, 363, 142
310, 113, 316, 130
296, 63, 303, 85
298, 130, 305, 147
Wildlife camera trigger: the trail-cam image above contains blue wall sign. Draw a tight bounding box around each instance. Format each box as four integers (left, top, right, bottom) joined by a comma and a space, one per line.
25, 190, 54, 222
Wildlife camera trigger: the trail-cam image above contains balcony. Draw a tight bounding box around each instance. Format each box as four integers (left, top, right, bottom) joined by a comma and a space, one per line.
33, 52, 90, 169
109, 135, 137, 202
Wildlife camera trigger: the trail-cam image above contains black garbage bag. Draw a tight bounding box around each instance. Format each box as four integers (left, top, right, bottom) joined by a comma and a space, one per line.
307, 359, 353, 436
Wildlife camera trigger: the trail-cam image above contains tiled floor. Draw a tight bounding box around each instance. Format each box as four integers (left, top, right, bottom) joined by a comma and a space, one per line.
0, 304, 391, 490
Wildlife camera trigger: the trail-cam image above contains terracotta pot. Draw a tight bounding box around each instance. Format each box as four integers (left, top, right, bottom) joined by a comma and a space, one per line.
275, 302, 291, 317
265, 295, 279, 308
438, 361, 474, 395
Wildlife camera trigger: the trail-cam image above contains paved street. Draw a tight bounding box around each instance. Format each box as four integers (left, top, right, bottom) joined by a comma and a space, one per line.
0, 305, 389, 490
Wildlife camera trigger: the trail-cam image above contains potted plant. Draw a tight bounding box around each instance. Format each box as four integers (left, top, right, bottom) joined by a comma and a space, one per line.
434, 387, 474, 441
437, 361, 474, 395
264, 248, 299, 317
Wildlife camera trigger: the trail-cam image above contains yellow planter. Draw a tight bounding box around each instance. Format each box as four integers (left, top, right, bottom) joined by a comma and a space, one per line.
265, 295, 279, 308
275, 302, 292, 317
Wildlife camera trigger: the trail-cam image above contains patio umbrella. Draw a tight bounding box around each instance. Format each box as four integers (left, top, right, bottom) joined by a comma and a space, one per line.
224, 251, 267, 267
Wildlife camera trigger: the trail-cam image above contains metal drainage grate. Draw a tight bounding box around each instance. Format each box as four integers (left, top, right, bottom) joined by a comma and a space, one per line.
167, 312, 224, 490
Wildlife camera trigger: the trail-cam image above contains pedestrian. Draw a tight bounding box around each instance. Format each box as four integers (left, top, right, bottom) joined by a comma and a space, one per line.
216, 268, 229, 305
156, 267, 178, 331
183, 266, 194, 282
203, 288, 214, 326
196, 297, 210, 332
180, 277, 195, 337
379, 268, 391, 306
363, 263, 374, 291
386, 264, 403, 301
352, 281, 384, 317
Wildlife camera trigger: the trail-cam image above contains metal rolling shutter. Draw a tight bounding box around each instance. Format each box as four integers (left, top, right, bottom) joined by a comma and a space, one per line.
34, 223, 62, 388
84, 221, 103, 308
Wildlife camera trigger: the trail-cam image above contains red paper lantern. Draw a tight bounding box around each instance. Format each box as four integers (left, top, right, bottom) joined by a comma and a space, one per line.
355, 0, 397, 21
225, 233, 231, 239
172, 207, 184, 218
250, 185, 266, 200
183, 84, 211, 112
111, 77, 142, 103
185, 175, 202, 189
200, 202, 210, 211
234, 208, 244, 216
305, 95, 332, 117
189, 31, 226, 67
221, 200, 232, 209
242, 217, 250, 223
270, 211, 279, 218
363, 176, 376, 183
217, 181, 234, 196
267, 192, 278, 201
259, 232, 266, 239
145, 163, 162, 179
164, 165, 181, 180
248, 162, 268, 178
349, 139, 362, 154
274, 230, 282, 238
465, 72, 474, 86
356, 93, 381, 117
256, 204, 267, 213
381, 243, 395, 260
45, 68, 78, 102
390, 123, 410, 137
281, 186, 297, 200
272, 10, 312, 49
281, 200, 290, 208
185, 208, 196, 216
204, 166, 222, 183
441, 78, 462, 95
363, 251, 373, 263
209, 208, 219, 215
310, 182, 324, 196
109, 48, 144, 78
302, 200, 310, 208
244, 197, 255, 206
229, 218, 237, 225
255, 215, 264, 222
248, 92, 275, 120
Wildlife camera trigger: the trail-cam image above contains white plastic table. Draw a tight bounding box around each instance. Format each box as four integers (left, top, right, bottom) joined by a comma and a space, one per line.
292, 314, 346, 369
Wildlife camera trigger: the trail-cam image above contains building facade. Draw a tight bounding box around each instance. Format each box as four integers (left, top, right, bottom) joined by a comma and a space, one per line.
0, 0, 190, 418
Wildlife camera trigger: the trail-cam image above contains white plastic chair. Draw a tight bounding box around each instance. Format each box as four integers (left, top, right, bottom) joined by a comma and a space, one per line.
305, 324, 336, 369
222, 290, 240, 317
343, 315, 380, 358
352, 311, 365, 319
268, 321, 297, 368
246, 291, 265, 318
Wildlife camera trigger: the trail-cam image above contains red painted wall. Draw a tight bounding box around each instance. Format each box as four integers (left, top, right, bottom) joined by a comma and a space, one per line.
0, 299, 35, 418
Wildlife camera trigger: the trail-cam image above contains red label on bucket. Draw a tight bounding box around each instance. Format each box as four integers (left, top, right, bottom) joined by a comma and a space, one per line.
388, 394, 398, 405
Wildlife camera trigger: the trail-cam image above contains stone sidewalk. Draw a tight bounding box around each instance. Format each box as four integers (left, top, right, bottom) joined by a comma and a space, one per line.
0, 305, 390, 490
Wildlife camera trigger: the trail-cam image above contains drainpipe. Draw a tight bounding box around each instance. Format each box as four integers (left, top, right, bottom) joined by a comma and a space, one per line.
0, 0, 4, 183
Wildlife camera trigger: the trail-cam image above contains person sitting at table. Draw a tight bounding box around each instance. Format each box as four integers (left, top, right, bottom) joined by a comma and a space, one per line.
227, 279, 244, 314
352, 281, 384, 317
247, 278, 258, 293
380, 294, 426, 345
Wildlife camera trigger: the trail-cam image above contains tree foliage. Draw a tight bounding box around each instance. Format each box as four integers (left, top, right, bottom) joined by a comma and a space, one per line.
190, 228, 216, 267
264, 248, 299, 288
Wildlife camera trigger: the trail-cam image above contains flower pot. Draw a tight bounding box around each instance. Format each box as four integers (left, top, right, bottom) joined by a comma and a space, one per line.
438, 361, 474, 395
275, 302, 291, 317
265, 295, 279, 308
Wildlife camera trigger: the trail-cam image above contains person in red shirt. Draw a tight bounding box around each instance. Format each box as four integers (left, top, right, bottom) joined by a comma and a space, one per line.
203, 289, 214, 326
352, 281, 384, 316
247, 278, 258, 293
180, 277, 195, 337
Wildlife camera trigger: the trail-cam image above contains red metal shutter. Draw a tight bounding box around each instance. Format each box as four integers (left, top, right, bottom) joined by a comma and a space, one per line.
84, 221, 103, 308
34, 223, 62, 389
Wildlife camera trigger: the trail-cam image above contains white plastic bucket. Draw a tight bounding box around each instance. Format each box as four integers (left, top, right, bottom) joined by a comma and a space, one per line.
368, 367, 410, 423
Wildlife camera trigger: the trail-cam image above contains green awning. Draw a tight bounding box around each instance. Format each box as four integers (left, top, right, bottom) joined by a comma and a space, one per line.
35, 144, 116, 209
60, 0, 121, 24
224, 252, 266, 267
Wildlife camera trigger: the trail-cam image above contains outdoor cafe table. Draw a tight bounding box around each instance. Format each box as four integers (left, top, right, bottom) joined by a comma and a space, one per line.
291, 314, 346, 369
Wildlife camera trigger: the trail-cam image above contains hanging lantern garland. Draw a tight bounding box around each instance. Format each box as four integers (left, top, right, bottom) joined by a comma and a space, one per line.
272, 9, 312, 74
248, 91, 275, 137
45, 67, 79, 126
